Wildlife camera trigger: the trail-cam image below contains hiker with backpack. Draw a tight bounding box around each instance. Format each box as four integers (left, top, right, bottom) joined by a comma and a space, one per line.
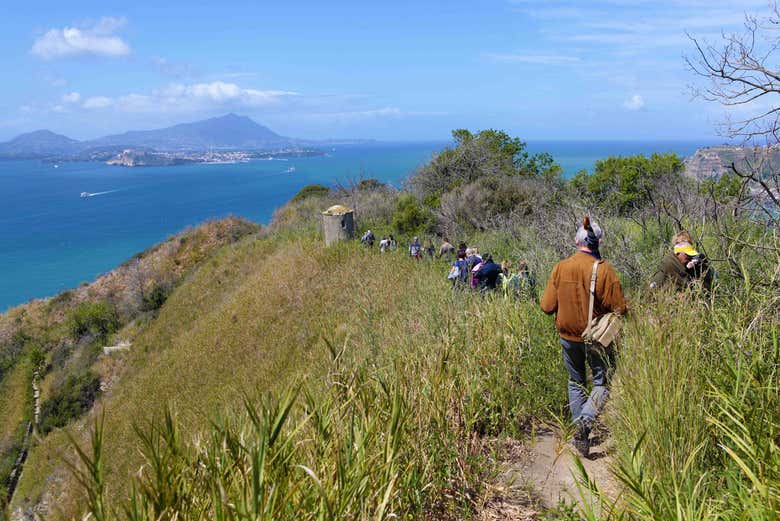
425, 239, 436, 259
438, 239, 456, 262
540, 217, 627, 458
457, 241, 467, 258
409, 237, 423, 260
361, 230, 375, 248
379, 236, 390, 253
475, 253, 502, 292
465, 248, 482, 290
448, 250, 470, 293
388, 234, 398, 251
650, 230, 714, 292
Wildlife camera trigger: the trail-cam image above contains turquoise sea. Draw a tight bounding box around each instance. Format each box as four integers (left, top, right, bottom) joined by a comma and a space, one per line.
0, 140, 709, 310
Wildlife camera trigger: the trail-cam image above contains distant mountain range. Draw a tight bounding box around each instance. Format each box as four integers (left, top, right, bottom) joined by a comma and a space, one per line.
0, 114, 373, 159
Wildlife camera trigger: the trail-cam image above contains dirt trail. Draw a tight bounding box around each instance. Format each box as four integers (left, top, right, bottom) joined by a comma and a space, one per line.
478, 428, 619, 520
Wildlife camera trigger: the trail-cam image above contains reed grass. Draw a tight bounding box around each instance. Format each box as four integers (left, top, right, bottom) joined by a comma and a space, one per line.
16, 218, 779, 521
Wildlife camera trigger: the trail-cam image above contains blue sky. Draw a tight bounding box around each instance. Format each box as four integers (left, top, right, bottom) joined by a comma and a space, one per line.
0, 0, 771, 141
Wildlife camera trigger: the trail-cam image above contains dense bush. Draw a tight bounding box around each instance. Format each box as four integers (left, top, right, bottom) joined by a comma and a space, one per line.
0, 330, 28, 382
290, 183, 331, 203
66, 302, 119, 342
39, 371, 101, 434
140, 283, 171, 312
391, 194, 433, 235
570, 153, 684, 214
408, 128, 561, 199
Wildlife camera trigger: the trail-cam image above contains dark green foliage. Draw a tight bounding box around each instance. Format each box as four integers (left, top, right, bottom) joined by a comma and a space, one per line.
0, 331, 29, 382
570, 153, 684, 214
290, 184, 331, 203
39, 371, 101, 434
408, 129, 562, 199
392, 194, 433, 235
141, 283, 171, 312
66, 302, 119, 342
701, 170, 742, 200
28, 345, 45, 371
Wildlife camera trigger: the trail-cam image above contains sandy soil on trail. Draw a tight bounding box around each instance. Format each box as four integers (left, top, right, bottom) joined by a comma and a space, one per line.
478, 428, 619, 520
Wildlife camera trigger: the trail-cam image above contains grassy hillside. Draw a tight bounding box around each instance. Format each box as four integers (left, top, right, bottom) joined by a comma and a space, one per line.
0, 218, 259, 516
13, 231, 566, 519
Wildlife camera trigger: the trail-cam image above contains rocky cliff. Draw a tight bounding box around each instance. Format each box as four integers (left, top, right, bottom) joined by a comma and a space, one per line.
684, 144, 780, 179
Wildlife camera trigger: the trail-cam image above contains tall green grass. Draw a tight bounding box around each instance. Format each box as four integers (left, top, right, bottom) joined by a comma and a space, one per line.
27, 236, 564, 520
573, 280, 779, 520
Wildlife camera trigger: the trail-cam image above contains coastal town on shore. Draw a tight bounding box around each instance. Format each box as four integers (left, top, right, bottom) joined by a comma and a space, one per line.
104, 147, 324, 167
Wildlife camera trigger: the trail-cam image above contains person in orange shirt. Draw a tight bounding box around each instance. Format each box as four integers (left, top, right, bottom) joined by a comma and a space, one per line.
541, 216, 627, 457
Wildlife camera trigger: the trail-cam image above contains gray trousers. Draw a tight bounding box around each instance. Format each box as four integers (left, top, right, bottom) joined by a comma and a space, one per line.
561, 338, 612, 428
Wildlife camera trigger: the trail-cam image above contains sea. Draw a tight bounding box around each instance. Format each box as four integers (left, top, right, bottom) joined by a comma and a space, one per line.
0, 140, 710, 311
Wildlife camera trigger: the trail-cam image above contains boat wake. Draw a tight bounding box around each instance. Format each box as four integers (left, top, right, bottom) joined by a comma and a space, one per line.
80, 189, 121, 198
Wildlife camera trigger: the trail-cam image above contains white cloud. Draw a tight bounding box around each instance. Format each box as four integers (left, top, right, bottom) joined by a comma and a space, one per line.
78, 81, 298, 113
83, 96, 114, 109
623, 94, 645, 110
61, 92, 80, 103
31, 17, 130, 60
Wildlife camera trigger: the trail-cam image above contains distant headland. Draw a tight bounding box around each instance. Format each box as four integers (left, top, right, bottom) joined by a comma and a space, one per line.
0, 114, 375, 167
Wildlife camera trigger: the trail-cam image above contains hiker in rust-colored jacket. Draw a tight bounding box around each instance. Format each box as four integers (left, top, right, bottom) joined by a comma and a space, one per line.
541, 216, 627, 458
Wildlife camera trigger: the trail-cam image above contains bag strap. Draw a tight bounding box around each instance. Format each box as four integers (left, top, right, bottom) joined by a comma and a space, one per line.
584, 260, 599, 337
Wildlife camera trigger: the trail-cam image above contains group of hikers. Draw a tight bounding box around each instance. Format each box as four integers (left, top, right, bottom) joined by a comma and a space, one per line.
445, 242, 538, 300
361, 230, 455, 259
363, 218, 713, 458
361, 230, 539, 299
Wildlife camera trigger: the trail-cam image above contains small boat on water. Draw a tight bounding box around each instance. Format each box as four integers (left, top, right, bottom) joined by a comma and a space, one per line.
80, 192, 90, 198
286, 166, 296, 173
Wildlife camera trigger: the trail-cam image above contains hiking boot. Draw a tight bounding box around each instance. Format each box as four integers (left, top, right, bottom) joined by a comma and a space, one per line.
572, 424, 590, 458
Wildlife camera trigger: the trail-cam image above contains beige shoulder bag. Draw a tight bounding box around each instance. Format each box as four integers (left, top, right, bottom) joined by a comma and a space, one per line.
582, 260, 622, 348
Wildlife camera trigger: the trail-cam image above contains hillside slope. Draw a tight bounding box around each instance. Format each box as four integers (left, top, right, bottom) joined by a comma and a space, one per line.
10, 231, 563, 520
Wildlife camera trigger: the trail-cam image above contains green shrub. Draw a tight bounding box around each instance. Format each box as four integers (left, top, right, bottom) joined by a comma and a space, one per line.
701, 170, 742, 199
570, 153, 684, 214
66, 302, 119, 342
39, 371, 101, 434
28, 345, 45, 371
141, 283, 171, 312
408, 128, 561, 199
0, 330, 29, 382
290, 184, 331, 203
392, 194, 433, 235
